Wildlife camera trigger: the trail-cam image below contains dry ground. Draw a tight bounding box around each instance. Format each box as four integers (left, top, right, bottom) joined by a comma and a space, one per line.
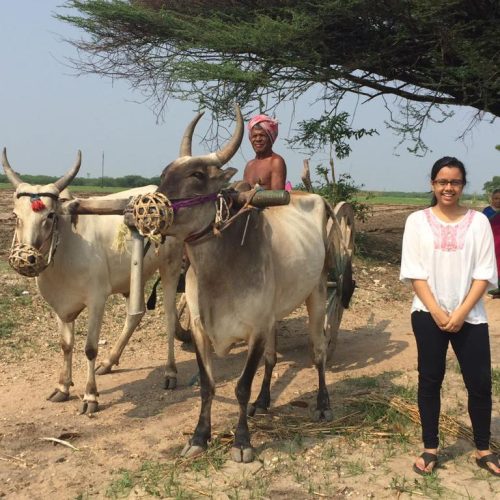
0, 189, 499, 499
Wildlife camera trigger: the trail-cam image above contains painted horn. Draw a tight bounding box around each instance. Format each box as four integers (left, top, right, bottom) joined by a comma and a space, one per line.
179, 112, 205, 157
2, 148, 22, 188
53, 150, 82, 192
180, 104, 244, 167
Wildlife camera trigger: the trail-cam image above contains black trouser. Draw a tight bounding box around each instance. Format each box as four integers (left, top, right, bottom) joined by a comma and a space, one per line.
411, 311, 492, 450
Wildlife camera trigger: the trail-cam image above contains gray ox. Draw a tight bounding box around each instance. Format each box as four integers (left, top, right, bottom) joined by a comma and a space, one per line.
2, 149, 184, 414
155, 107, 341, 462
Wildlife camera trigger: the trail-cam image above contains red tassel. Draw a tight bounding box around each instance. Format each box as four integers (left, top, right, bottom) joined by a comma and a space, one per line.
31, 199, 46, 212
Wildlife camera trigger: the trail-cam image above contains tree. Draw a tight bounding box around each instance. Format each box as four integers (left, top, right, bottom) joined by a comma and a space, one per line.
483, 176, 500, 194
58, 0, 500, 154
292, 111, 375, 221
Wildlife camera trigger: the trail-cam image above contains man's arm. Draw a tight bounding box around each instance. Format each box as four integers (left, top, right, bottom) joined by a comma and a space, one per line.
269, 156, 287, 190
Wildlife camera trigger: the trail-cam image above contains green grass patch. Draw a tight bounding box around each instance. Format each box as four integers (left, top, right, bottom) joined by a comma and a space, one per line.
105, 469, 133, 498
0, 282, 35, 352
106, 461, 194, 499
492, 367, 500, 398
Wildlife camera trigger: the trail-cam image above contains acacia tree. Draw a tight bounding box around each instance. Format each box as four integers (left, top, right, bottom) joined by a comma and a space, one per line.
58, 0, 500, 153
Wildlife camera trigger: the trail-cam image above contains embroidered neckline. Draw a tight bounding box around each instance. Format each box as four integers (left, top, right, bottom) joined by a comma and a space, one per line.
424, 208, 475, 252
428, 207, 470, 225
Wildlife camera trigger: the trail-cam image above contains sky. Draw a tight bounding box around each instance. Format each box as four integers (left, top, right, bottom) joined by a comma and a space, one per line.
1, 1, 499, 194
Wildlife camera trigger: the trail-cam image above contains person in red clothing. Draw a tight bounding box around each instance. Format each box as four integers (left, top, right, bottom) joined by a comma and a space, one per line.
483, 188, 500, 297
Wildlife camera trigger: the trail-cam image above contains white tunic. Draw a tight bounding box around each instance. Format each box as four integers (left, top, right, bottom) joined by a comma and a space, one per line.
400, 208, 497, 324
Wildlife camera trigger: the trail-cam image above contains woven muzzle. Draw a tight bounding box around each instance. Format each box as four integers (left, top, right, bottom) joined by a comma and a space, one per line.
132, 192, 174, 244
9, 243, 48, 277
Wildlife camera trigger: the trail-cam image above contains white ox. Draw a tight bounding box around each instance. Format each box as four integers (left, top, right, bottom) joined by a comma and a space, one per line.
155, 107, 342, 462
2, 149, 184, 414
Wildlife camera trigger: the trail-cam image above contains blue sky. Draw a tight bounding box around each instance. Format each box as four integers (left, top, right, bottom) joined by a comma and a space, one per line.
1, 1, 499, 193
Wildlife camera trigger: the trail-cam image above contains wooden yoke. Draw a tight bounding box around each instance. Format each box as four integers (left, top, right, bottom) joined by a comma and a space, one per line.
58, 197, 132, 216
59, 196, 145, 317
59, 189, 290, 218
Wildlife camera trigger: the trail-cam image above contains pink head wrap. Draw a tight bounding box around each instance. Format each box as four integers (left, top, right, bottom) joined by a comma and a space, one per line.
248, 114, 279, 144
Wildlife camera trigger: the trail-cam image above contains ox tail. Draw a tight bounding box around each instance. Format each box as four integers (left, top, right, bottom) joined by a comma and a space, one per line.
146, 276, 162, 310
146, 271, 186, 310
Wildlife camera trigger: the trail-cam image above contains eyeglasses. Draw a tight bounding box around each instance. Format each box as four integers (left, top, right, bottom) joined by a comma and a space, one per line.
433, 179, 464, 187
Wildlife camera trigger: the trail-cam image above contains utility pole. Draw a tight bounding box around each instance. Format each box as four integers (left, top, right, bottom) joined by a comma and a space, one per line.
101, 151, 104, 188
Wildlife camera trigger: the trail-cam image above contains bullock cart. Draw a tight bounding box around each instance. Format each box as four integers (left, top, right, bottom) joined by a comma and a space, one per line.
4, 104, 355, 461
59, 187, 355, 360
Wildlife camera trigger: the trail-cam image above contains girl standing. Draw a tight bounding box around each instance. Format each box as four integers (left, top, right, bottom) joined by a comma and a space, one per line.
400, 157, 499, 476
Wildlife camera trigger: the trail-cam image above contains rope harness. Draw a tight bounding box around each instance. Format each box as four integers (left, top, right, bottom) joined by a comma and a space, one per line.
130, 188, 261, 248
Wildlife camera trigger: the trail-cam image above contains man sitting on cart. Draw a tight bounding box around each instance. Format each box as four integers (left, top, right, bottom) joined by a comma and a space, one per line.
242, 114, 289, 191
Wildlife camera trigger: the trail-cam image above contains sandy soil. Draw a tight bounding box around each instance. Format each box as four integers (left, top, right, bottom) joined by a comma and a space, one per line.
0, 190, 499, 499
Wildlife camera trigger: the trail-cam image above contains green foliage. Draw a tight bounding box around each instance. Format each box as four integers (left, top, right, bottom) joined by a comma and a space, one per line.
483, 175, 500, 194
0, 173, 160, 189
288, 112, 378, 159
291, 111, 374, 221
58, 0, 500, 154
314, 171, 372, 222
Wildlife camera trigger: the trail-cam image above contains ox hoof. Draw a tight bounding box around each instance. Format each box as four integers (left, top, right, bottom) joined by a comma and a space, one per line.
247, 403, 268, 417
311, 408, 334, 422
47, 389, 70, 403
180, 441, 205, 459
231, 446, 254, 463
95, 363, 113, 375
164, 376, 177, 390
80, 400, 99, 415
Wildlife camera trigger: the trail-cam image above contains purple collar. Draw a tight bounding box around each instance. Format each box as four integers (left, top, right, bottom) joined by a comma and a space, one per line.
170, 192, 218, 213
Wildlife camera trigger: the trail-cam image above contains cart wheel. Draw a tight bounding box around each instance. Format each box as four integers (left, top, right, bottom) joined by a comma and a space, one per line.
175, 293, 192, 343
325, 201, 355, 361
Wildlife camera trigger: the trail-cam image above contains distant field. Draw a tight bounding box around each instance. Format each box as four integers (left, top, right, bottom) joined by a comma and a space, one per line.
0, 183, 489, 207
357, 192, 487, 207
358, 195, 429, 205
0, 183, 123, 194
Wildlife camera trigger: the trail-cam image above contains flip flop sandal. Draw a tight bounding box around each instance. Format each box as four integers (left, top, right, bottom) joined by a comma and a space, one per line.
476, 453, 500, 477
413, 452, 438, 476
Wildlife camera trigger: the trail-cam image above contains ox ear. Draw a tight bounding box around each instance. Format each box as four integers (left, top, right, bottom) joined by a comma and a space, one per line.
58, 187, 73, 202
221, 167, 238, 181
207, 166, 238, 182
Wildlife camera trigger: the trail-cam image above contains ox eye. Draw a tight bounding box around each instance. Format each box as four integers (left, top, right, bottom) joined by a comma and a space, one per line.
47, 212, 56, 220
191, 171, 205, 180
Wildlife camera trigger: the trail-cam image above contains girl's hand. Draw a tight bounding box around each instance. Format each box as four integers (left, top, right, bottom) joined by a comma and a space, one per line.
430, 309, 451, 329
442, 309, 466, 333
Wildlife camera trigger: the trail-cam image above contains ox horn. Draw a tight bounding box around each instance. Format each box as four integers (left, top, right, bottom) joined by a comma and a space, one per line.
179, 112, 205, 157
53, 150, 82, 192
2, 148, 23, 188
180, 104, 244, 167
